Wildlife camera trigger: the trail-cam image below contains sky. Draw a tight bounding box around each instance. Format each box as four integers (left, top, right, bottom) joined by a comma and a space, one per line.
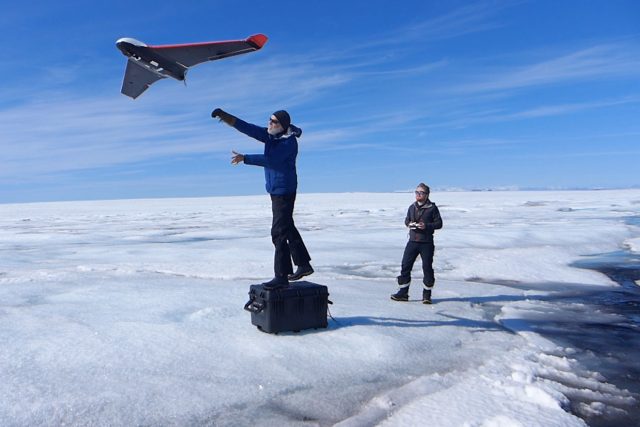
0, 0, 639, 203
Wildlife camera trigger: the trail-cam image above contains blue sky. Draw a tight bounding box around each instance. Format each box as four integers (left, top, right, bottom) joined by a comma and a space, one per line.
1, 0, 639, 203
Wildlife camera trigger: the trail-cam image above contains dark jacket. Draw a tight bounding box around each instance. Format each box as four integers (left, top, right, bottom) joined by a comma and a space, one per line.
405, 201, 443, 243
235, 119, 302, 195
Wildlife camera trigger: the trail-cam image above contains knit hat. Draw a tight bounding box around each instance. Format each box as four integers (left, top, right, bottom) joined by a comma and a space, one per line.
273, 110, 291, 131
417, 183, 430, 194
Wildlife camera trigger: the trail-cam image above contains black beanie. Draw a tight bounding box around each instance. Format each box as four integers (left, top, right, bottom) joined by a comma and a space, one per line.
273, 110, 291, 131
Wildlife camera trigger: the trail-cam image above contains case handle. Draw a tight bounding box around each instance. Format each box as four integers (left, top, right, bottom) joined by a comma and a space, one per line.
244, 300, 264, 313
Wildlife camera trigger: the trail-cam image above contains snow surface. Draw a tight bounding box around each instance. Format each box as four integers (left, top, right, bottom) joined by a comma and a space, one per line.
0, 190, 639, 426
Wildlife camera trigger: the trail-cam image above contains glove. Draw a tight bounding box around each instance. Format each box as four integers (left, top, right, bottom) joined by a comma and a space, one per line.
211, 108, 236, 126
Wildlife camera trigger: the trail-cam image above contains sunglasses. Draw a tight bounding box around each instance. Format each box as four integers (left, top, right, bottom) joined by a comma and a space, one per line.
269, 118, 280, 125
415, 191, 427, 196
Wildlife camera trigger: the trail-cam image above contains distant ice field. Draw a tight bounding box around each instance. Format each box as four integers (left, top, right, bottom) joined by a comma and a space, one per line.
1, 190, 639, 426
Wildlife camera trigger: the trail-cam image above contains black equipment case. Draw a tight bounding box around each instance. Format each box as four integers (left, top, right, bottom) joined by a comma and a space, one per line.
244, 281, 330, 333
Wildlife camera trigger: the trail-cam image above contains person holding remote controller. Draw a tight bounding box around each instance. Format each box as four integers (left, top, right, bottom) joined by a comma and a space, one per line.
391, 183, 443, 304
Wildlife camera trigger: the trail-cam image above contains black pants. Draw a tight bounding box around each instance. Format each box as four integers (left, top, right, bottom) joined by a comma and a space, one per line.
271, 193, 311, 277
398, 241, 435, 286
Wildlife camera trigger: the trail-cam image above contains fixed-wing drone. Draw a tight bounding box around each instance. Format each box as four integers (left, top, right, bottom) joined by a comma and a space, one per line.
116, 34, 268, 99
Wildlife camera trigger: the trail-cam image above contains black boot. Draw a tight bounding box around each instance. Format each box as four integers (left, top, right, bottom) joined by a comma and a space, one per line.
391, 285, 409, 302
288, 264, 314, 281
422, 289, 432, 304
262, 276, 289, 290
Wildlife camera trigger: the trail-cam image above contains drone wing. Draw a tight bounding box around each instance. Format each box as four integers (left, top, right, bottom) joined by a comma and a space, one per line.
121, 58, 166, 99
148, 34, 268, 68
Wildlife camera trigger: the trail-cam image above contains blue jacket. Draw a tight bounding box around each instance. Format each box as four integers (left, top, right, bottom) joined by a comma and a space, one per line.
235, 118, 302, 195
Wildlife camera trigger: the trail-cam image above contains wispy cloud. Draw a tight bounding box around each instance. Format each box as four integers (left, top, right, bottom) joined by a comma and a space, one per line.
503, 96, 640, 119
409, 95, 640, 131
0, 50, 358, 183
357, 1, 512, 49
453, 43, 640, 94
354, 61, 448, 78
2, 35, 636, 184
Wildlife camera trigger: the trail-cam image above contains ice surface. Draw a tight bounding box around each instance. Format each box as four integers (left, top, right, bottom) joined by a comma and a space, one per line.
0, 190, 638, 425
626, 236, 640, 253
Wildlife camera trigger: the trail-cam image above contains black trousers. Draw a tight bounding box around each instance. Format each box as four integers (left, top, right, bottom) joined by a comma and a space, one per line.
398, 241, 435, 286
271, 193, 311, 277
